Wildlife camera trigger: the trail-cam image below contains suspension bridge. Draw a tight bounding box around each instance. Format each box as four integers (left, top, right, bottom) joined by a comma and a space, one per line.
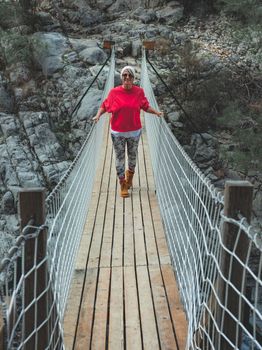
0, 42, 261, 350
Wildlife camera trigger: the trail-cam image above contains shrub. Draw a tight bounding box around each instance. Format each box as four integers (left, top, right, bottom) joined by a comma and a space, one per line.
216, 0, 262, 24
0, 31, 33, 67
167, 42, 237, 131
0, 3, 25, 29
218, 102, 262, 173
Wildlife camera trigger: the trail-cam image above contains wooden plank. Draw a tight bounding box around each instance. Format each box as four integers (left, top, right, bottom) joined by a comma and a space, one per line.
149, 192, 171, 265
74, 267, 99, 349
108, 267, 124, 349
100, 189, 115, 268
149, 266, 178, 350
161, 265, 188, 349
109, 139, 118, 193
136, 265, 159, 348
124, 266, 142, 350
132, 192, 147, 266
137, 138, 147, 190
141, 130, 155, 192
63, 270, 86, 349
88, 192, 108, 268
132, 163, 140, 191
75, 121, 110, 270
91, 267, 111, 349
140, 190, 159, 266
123, 193, 135, 267
100, 125, 112, 194
111, 190, 124, 267
93, 118, 110, 193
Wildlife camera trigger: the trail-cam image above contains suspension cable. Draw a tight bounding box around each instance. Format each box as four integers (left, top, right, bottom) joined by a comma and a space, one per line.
70, 52, 112, 117
145, 52, 209, 145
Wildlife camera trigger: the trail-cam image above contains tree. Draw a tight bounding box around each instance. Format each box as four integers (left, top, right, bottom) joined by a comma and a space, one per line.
19, 0, 38, 13
216, 0, 262, 23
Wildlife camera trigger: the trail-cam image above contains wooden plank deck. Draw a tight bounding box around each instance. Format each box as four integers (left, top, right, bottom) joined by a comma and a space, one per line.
63, 116, 188, 349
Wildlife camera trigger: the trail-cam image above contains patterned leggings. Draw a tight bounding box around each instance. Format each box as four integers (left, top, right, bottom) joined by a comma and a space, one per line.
111, 134, 141, 179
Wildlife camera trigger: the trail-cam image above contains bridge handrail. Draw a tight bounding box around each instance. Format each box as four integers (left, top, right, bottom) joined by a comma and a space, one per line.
0, 47, 115, 349
141, 47, 262, 350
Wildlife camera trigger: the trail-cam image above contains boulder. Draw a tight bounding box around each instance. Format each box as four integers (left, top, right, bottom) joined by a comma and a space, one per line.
0, 85, 14, 113
1, 191, 15, 214
0, 114, 18, 137
156, 5, 184, 25
9, 62, 31, 85
31, 32, 68, 76
73, 87, 103, 122
79, 47, 107, 65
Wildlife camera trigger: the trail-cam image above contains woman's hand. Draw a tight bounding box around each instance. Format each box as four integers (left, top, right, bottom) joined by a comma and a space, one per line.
92, 107, 106, 123
92, 114, 100, 123
156, 111, 164, 118
146, 106, 164, 118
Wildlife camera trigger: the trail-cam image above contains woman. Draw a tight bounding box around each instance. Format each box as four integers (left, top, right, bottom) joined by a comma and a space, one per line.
93, 66, 163, 198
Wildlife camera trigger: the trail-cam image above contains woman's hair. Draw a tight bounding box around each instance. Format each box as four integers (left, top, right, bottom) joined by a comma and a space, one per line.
121, 66, 135, 78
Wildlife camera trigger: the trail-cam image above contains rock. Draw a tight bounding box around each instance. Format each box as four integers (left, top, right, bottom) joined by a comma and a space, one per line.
89, 65, 110, 89
79, 47, 107, 65
0, 85, 14, 113
1, 191, 15, 214
43, 161, 71, 186
191, 134, 217, 163
13, 80, 37, 101
156, 5, 184, 25
73, 87, 103, 122
168, 111, 180, 124
19, 111, 67, 170
0, 231, 16, 263
36, 11, 57, 26
31, 32, 68, 76
0, 114, 19, 137
95, 0, 115, 11
70, 38, 99, 52
9, 62, 31, 85
132, 7, 157, 24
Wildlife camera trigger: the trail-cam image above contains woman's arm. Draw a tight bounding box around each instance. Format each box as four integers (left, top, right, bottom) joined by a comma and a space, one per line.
92, 107, 106, 123
146, 106, 163, 117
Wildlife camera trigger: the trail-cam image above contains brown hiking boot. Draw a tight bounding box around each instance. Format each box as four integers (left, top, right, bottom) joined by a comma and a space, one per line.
120, 179, 129, 198
125, 169, 134, 189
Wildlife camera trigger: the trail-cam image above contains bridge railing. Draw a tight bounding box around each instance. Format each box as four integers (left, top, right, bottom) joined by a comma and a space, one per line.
141, 47, 262, 350
0, 46, 115, 349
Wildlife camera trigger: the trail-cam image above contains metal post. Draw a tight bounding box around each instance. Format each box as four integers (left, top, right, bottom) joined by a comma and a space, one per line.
142, 40, 155, 50
218, 180, 253, 349
103, 40, 115, 50
19, 189, 48, 350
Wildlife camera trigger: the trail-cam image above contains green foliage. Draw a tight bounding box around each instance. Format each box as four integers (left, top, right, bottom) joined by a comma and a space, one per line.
0, 1, 39, 30
180, 0, 217, 14
180, 0, 262, 22
0, 31, 33, 67
165, 37, 262, 173
168, 42, 236, 131
155, 38, 172, 56
0, 3, 25, 29
216, 0, 262, 24
218, 103, 262, 173
19, 0, 36, 12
